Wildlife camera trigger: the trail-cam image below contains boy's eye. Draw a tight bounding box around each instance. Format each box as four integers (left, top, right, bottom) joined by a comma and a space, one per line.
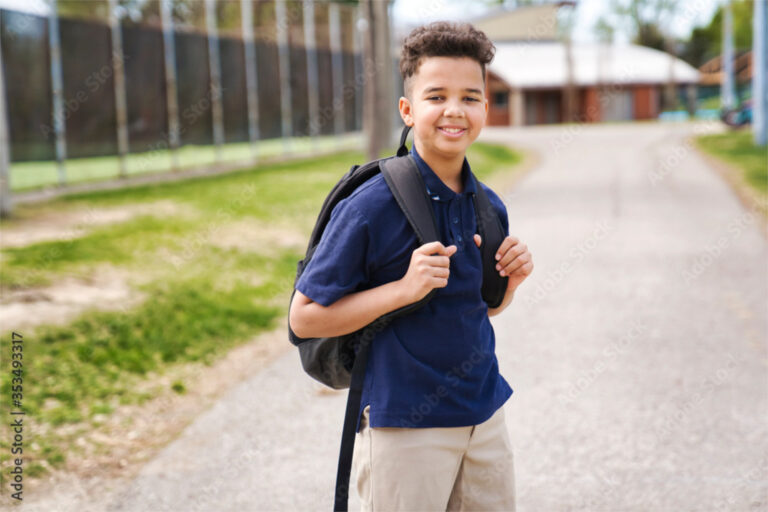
426, 96, 480, 102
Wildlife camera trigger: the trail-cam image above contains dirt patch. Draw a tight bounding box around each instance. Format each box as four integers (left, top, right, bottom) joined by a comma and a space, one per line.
212, 218, 308, 255
0, 266, 145, 331
0, 200, 191, 249
18, 324, 295, 510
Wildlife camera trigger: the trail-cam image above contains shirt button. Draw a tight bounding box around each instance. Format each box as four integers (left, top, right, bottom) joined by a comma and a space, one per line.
457, 235, 463, 242
452, 217, 459, 224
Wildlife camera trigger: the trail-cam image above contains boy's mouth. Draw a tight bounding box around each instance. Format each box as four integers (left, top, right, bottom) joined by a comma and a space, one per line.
438, 126, 466, 137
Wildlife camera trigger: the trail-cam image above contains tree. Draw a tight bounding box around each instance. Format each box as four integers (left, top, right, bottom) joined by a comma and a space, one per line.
558, 3, 578, 122
593, 16, 615, 44
360, 0, 394, 160
599, 0, 677, 49
679, 0, 754, 68
483, 0, 543, 7
597, 0, 681, 110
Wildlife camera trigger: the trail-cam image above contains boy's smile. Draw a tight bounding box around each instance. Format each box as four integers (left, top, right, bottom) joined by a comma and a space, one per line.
399, 56, 489, 192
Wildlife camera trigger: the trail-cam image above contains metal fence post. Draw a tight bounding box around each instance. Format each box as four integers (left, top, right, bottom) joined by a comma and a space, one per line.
109, 0, 129, 178
721, 0, 736, 111
205, 0, 224, 162
160, 0, 180, 170
329, 2, 344, 144
353, 3, 362, 133
0, 28, 12, 217
48, 0, 67, 185
303, 0, 320, 151
275, 0, 293, 155
754, 0, 767, 146
241, 0, 260, 162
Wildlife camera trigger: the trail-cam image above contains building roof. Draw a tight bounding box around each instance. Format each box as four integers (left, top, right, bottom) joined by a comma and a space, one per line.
489, 42, 700, 89
698, 50, 752, 85
470, 3, 572, 42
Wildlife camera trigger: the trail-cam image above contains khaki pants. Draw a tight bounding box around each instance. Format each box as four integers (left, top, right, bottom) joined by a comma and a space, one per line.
352, 404, 516, 512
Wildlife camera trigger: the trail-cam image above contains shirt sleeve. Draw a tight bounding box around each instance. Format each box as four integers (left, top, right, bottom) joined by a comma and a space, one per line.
481, 184, 510, 237
295, 198, 373, 307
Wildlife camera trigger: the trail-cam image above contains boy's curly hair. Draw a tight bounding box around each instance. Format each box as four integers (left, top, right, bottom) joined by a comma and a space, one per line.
400, 22, 496, 98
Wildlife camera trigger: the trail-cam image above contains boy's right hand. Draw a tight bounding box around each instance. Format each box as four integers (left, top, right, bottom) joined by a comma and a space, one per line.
399, 241, 457, 303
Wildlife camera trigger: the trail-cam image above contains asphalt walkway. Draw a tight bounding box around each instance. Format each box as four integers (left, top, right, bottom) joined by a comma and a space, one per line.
19, 121, 768, 511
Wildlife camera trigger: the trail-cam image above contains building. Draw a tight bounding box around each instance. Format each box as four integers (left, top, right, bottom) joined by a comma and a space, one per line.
468, 2, 567, 42
471, 4, 700, 125
485, 42, 700, 125
698, 50, 753, 105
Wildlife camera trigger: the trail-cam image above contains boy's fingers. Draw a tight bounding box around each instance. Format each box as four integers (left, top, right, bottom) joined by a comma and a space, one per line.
495, 236, 519, 261
418, 241, 446, 255
497, 244, 528, 274
473, 234, 482, 247
428, 255, 451, 268
432, 266, 450, 278
501, 251, 532, 276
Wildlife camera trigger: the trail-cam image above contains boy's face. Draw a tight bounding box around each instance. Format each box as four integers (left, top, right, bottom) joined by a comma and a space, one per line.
399, 56, 488, 164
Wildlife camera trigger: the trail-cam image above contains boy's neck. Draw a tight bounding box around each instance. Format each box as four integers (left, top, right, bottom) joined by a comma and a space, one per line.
413, 139, 466, 194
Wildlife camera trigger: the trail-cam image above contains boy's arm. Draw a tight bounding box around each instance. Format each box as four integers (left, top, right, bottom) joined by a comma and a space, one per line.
290, 281, 410, 338
290, 241, 457, 338
487, 287, 515, 317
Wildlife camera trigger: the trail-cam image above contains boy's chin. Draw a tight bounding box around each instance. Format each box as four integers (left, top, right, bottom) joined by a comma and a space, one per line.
431, 144, 470, 159
435, 137, 473, 151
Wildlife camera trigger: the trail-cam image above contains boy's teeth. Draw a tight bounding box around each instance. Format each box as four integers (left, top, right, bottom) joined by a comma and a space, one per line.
442, 127, 463, 133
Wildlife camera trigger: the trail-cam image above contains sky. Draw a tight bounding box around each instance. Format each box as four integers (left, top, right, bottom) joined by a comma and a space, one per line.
0, 0, 724, 44
391, 0, 723, 43
0, 0, 48, 16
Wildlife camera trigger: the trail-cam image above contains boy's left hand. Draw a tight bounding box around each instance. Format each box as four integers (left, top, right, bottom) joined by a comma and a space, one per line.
473, 234, 533, 291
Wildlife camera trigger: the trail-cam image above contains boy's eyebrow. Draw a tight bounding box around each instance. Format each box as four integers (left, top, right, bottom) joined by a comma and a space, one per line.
423, 86, 483, 95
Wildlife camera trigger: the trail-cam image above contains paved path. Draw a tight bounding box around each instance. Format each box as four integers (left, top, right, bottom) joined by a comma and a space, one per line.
481, 122, 767, 510
20, 121, 768, 511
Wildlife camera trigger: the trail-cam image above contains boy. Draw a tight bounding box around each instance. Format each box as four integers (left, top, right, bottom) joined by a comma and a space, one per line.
289, 21, 533, 511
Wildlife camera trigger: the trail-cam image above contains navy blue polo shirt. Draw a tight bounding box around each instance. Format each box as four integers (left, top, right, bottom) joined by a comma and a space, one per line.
295, 145, 513, 432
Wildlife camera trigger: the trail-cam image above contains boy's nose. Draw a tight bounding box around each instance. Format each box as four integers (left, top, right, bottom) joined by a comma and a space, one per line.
443, 104, 466, 117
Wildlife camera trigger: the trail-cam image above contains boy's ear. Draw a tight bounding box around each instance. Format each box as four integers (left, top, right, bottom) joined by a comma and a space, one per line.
398, 96, 414, 127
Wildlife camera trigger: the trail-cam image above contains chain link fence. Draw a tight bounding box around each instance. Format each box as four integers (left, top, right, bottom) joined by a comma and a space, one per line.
0, 0, 372, 214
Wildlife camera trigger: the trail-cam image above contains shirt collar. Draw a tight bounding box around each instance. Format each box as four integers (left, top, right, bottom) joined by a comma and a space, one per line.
410, 145, 476, 202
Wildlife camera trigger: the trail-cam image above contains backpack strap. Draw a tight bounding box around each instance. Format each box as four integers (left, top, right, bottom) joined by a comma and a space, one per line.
396, 124, 412, 157
380, 154, 440, 245
333, 328, 371, 511
471, 175, 509, 308
333, 154, 440, 512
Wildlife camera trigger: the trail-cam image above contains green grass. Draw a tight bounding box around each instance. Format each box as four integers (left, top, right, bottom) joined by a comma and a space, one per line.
9, 134, 363, 191
698, 96, 721, 110
695, 131, 768, 196
1, 214, 194, 288
1, 150, 361, 288
0, 140, 524, 476
3, 261, 288, 425
467, 142, 522, 182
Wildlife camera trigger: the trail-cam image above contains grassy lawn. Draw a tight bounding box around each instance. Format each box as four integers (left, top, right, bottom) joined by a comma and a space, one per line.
0, 141, 524, 478
9, 133, 363, 191
694, 130, 768, 201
